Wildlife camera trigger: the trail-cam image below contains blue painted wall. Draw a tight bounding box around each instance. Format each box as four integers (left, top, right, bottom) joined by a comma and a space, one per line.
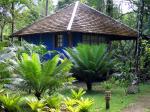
23, 32, 82, 50
23, 33, 54, 50
72, 32, 82, 46
22, 32, 82, 59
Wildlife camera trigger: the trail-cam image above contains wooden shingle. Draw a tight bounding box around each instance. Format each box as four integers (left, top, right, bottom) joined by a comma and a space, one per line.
13, 1, 138, 39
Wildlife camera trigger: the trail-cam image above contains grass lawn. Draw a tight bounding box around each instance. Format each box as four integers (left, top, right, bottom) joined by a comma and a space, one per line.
62, 83, 150, 112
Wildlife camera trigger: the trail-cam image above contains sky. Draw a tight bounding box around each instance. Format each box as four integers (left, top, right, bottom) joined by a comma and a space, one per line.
52, 0, 134, 13
114, 0, 134, 13
52, 0, 59, 5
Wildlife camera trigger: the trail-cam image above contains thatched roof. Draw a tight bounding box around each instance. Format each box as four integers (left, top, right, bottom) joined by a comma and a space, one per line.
12, 1, 138, 39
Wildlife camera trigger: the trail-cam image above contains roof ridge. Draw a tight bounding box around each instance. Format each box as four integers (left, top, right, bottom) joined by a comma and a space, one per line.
80, 3, 137, 33
67, 1, 79, 30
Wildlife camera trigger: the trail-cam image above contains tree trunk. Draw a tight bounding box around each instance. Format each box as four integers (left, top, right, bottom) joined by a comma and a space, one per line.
0, 27, 3, 41
86, 82, 92, 91
135, 0, 144, 77
4, 108, 9, 112
35, 91, 42, 100
45, 0, 48, 16
11, 2, 15, 42
106, 0, 113, 17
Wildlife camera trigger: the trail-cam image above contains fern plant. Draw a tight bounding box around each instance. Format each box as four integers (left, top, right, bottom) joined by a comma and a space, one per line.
26, 96, 46, 112
64, 97, 94, 112
64, 97, 77, 107
66, 106, 79, 112
44, 94, 62, 109
14, 53, 73, 99
77, 98, 94, 112
71, 88, 86, 100
66, 44, 114, 91
64, 89, 94, 112
101, 81, 112, 90
0, 94, 22, 112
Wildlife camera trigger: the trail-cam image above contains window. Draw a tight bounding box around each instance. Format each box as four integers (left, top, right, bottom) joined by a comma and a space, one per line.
55, 34, 63, 48
82, 35, 90, 44
82, 34, 106, 45
91, 35, 98, 44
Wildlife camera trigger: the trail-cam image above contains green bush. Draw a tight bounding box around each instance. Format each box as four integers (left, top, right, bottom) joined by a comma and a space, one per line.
17, 41, 53, 60
44, 94, 62, 109
66, 44, 114, 91
0, 94, 22, 112
71, 88, 86, 100
64, 89, 94, 112
13, 53, 73, 99
26, 96, 46, 112
101, 81, 112, 90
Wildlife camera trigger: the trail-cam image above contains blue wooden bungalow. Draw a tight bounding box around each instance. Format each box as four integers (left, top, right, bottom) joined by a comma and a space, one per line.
12, 1, 138, 53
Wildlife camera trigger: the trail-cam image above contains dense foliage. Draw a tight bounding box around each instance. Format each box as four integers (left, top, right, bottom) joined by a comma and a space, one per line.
14, 53, 73, 99
66, 44, 114, 91
0, 0, 150, 111
0, 42, 95, 112
0, 89, 93, 112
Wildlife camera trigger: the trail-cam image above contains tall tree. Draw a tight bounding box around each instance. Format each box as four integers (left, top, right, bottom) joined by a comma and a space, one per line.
106, 0, 113, 17
11, 2, 14, 42
0, 0, 54, 41
135, 0, 145, 75
0, 0, 33, 41
57, 0, 77, 9
0, 6, 10, 41
37, 0, 54, 17
45, 0, 49, 16
96, 0, 105, 12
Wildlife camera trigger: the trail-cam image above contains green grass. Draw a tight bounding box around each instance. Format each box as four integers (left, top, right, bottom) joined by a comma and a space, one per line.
85, 88, 137, 112
145, 109, 150, 112
62, 83, 150, 112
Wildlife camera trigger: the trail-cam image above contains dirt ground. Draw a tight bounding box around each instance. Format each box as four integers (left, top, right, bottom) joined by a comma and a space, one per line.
122, 96, 150, 112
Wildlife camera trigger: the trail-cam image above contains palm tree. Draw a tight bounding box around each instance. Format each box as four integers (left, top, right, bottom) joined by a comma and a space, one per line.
15, 53, 72, 99
66, 44, 114, 91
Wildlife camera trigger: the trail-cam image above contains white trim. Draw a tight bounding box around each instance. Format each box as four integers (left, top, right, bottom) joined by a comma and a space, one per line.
67, 1, 79, 30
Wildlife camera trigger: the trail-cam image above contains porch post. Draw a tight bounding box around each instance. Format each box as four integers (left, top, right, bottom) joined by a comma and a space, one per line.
107, 38, 112, 50
53, 34, 55, 49
18, 37, 22, 46
68, 32, 73, 47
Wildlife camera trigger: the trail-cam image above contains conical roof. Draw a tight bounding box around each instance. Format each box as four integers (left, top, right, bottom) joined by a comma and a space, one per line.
13, 1, 137, 38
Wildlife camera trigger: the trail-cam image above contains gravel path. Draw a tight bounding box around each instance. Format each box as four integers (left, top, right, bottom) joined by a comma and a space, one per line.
122, 96, 150, 112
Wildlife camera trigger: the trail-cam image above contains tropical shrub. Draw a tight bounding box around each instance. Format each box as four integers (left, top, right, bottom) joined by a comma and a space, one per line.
101, 81, 112, 90
44, 94, 62, 109
64, 98, 93, 112
111, 41, 138, 91
17, 41, 53, 60
77, 98, 94, 112
66, 44, 114, 91
13, 53, 73, 99
0, 63, 11, 85
141, 40, 150, 81
0, 94, 22, 112
26, 96, 46, 112
0, 43, 19, 90
71, 88, 86, 100
64, 89, 94, 112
